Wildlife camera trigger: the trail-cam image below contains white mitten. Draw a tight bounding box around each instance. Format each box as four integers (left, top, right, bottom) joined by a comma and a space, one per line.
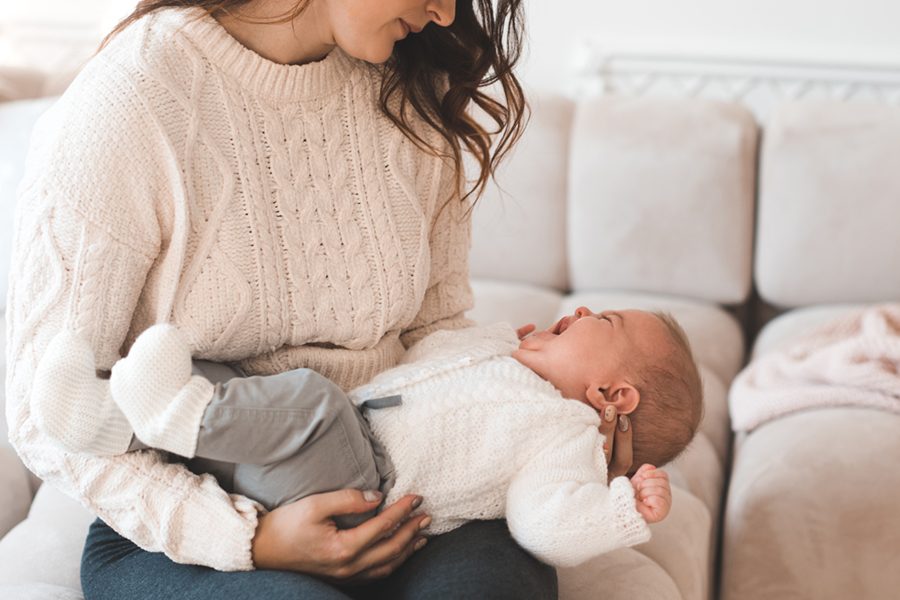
110, 324, 214, 458
32, 329, 133, 456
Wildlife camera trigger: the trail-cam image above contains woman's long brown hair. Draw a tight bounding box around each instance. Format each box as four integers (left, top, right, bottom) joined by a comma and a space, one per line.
102, 0, 528, 203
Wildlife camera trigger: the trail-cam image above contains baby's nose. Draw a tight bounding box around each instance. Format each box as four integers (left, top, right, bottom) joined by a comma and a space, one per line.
574, 306, 595, 318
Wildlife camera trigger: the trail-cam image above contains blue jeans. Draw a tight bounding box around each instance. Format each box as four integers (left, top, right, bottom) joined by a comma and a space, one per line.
81, 517, 558, 599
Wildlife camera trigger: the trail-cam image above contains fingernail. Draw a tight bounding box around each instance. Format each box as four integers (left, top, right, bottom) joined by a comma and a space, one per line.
411, 496, 423, 509
419, 516, 432, 530
414, 538, 428, 551
604, 406, 616, 422
618, 415, 630, 432
363, 490, 383, 502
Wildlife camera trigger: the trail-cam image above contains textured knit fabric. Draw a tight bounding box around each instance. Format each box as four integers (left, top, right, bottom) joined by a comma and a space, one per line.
32, 324, 216, 458
5, 6, 473, 572
729, 304, 900, 431
110, 324, 215, 458
31, 329, 134, 456
350, 323, 651, 567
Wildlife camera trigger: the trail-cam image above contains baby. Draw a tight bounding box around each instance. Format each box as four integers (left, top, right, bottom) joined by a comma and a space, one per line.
35, 306, 703, 567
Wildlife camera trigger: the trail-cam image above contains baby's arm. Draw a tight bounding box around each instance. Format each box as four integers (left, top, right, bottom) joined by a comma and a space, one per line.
505, 425, 652, 568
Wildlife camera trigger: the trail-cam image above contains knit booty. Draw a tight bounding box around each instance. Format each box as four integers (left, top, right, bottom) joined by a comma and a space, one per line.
109, 324, 214, 458
32, 329, 133, 456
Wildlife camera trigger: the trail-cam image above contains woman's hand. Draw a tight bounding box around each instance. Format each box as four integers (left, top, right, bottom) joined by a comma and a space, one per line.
629, 464, 672, 524
251, 489, 430, 580
597, 406, 634, 482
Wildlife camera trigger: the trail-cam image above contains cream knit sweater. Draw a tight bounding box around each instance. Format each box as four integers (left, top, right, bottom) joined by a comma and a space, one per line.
350, 323, 651, 568
5, 7, 472, 571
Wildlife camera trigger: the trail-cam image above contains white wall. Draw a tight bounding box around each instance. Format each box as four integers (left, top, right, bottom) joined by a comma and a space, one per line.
4, 0, 900, 85
519, 0, 900, 92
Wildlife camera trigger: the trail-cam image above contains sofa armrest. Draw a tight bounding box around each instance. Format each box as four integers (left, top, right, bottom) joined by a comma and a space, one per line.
0, 444, 35, 538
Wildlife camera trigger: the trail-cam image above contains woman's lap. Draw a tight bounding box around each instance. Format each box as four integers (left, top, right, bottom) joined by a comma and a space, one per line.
81, 518, 557, 600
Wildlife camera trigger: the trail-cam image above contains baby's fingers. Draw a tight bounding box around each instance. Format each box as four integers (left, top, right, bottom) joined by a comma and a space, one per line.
637, 484, 670, 501
516, 324, 536, 340
637, 494, 671, 523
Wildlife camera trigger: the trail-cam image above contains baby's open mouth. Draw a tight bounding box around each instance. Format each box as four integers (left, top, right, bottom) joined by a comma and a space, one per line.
551, 315, 572, 335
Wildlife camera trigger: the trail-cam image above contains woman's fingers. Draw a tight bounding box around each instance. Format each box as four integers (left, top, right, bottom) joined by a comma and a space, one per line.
339, 494, 423, 552
597, 405, 618, 465
608, 415, 633, 480
345, 513, 429, 578
305, 488, 385, 521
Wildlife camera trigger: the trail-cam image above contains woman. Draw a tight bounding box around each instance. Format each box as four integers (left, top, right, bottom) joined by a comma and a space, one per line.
6, 0, 632, 597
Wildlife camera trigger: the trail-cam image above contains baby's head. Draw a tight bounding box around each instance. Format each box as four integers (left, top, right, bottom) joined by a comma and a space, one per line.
513, 307, 703, 472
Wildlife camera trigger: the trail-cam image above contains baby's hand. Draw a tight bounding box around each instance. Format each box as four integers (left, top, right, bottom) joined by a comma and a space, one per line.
629, 464, 671, 524
516, 323, 536, 340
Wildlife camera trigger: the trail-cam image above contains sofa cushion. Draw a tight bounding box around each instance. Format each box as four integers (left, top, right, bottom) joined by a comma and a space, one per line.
634, 486, 711, 600
751, 303, 867, 358
0, 444, 32, 539
1, 311, 7, 445
559, 547, 681, 600
723, 305, 900, 599
0, 97, 58, 312
469, 93, 574, 291
721, 408, 900, 600
469, 278, 564, 331
0, 483, 94, 590
756, 101, 900, 307
0, 68, 46, 102
0, 583, 82, 600
567, 96, 758, 305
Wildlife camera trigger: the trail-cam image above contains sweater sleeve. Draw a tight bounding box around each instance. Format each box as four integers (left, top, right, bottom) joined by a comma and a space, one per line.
400, 153, 475, 349
505, 424, 651, 568
5, 74, 260, 571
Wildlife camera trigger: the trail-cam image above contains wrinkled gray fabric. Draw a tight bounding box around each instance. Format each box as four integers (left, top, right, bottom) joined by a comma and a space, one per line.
132, 360, 395, 528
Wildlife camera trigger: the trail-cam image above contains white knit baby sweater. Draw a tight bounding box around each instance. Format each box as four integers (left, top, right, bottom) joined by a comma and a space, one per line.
5, 8, 472, 571
350, 323, 651, 567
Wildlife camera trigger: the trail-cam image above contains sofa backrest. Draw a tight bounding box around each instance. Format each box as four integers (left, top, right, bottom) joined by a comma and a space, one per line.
0, 97, 58, 314
756, 100, 900, 308
471, 93, 759, 307
469, 93, 575, 292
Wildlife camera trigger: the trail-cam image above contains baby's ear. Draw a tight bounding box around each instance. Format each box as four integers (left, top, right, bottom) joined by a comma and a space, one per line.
607, 382, 640, 415
585, 381, 640, 414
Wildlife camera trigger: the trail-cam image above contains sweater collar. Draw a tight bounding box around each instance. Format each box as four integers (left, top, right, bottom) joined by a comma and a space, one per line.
160, 7, 367, 103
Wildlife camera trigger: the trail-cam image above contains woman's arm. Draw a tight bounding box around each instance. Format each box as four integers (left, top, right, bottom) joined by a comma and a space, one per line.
400, 153, 475, 348
6, 198, 263, 571
5, 75, 266, 569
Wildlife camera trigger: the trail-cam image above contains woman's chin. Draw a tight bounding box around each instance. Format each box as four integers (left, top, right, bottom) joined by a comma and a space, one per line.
345, 43, 394, 65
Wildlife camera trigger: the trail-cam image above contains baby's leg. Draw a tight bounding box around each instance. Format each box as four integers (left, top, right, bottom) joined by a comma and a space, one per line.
187, 362, 389, 526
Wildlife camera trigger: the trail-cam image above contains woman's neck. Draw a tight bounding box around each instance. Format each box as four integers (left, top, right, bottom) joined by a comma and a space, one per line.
215, 1, 335, 66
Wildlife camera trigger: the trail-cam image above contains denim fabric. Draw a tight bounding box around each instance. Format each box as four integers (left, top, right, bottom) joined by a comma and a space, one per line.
81, 517, 558, 600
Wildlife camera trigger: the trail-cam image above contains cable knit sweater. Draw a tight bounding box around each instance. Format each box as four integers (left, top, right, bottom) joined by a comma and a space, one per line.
5, 7, 472, 571
350, 323, 651, 567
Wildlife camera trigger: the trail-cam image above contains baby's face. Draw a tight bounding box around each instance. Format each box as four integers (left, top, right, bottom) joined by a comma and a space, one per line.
513, 307, 671, 407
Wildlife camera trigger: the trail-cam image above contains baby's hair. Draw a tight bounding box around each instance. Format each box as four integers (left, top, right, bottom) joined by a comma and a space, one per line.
626, 312, 704, 474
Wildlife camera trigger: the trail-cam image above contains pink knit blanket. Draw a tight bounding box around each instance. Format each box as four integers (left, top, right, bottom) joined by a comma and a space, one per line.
729, 304, 900, 432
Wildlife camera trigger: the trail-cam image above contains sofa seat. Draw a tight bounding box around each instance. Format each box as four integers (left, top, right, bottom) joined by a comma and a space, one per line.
0, 481, 94, 594
721, 305, 900, 600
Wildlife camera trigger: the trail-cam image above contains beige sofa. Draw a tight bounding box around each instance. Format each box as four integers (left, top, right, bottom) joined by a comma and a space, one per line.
2, 68, 899, 599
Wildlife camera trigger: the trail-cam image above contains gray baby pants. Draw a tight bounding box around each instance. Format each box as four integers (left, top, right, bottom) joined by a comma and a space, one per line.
135, 361, 395, 527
